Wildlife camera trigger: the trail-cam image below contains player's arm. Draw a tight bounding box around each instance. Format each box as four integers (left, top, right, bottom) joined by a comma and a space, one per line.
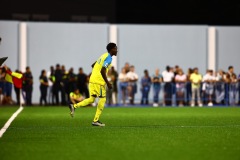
101, 67, 112, 89
70, 96, 76, 104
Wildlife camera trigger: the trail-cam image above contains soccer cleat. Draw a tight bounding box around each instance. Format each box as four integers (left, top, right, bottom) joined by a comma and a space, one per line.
92, 120, 105, 127
69, 104, 75, 117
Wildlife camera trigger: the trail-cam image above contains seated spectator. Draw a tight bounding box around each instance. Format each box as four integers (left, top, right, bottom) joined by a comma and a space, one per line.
175, 68, 186, 106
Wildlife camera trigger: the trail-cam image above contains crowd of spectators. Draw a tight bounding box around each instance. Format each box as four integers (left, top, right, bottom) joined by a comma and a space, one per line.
0, 63, 240, 107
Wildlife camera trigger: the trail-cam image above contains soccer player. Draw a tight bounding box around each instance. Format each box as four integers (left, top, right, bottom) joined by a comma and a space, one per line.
69, 43, 118, 127
69, 88, 84, 105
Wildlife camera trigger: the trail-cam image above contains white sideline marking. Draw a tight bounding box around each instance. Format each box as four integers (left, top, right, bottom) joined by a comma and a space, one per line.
0, 106, 24, 138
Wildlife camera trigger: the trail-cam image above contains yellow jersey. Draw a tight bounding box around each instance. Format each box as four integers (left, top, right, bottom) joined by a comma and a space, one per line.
69, 92, 82, 99
89, 52, 112, 86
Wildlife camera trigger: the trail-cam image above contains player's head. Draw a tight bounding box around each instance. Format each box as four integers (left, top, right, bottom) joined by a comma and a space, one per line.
107, 42, 117, 56
74, 88, 79, 94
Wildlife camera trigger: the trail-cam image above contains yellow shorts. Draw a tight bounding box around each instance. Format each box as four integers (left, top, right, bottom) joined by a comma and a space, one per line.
89, 83, 106, 98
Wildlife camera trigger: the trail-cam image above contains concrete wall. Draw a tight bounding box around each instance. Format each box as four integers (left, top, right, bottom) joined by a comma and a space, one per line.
117, 25, 208, 102
27, 22, 109, 103
216, 26, 240, 74
0, 21, 19, 70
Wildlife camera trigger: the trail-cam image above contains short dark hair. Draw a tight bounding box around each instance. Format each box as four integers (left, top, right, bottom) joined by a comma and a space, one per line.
228, 66, 233, 70
106, 43, 117, 52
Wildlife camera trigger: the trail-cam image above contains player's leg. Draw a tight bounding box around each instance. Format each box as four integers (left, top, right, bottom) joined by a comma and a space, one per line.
92, 85, 106, 126
74, 96, 95, 108
92, 97, 106, 126
68, 83, 96, 117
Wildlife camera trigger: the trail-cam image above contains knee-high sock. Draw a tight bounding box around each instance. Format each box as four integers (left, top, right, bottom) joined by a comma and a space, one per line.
74, 96, 95, 108
93, 97, 106, 122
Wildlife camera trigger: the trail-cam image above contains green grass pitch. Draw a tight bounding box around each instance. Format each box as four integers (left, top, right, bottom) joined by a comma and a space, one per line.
0, 106, 240, 160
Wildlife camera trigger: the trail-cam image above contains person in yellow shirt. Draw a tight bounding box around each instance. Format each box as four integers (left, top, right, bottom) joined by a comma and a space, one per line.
69, 88, 84, 105
69, 43, 118, 127
190, 67, 203, 107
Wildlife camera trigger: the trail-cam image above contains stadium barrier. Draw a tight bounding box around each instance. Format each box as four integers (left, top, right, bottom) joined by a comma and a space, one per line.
117, 82, 240, 106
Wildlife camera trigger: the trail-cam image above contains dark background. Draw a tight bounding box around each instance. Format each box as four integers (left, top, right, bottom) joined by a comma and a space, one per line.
0, 0, 240, 25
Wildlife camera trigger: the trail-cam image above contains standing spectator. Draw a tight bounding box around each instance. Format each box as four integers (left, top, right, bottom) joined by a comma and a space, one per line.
68, 67, 76, 97
152, 68, 162, 107
162, 66, 174, 106
215, 70, 225, 104
61, 65, 68, 105
14, 69, 22, 105
106, 69, 113, 105
23, 66, 33, 106
228, 66, 235, 78
126, 65, 138, 105
39, 70, 48, 106
190, 67, 202, 107
124, 62, 130, 73
0, 67, 5, 104
110, 66, 118, 105
202, 70, 216, 106
186, 68, 193, 105
140, 69, 151, 105
53, 64, 63, 105
238, 73, 240, 105
118, 68, 128, 105
2, 67, 14, 104
229, 73, 238, 105
224, 73, 231, 105
175, 68, 187, 106
77, 67, 89, 98
48, 66, 55, 105
227, 66, 236, 105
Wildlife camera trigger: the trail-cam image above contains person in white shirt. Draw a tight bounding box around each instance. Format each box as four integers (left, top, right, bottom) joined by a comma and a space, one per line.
118, 68, 129, 105
126, 65, 138, 105
202, 69, 216, 106
162, 66, 174, 106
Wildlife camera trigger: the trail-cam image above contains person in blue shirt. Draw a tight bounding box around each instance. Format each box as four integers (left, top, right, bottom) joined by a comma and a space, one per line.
141, 69, 151, 105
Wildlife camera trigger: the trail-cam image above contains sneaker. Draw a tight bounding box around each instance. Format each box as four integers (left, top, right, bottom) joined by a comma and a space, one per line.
191, 103, 195, 107
92, 121, 105, 127
69, 104, 75, 117
153, 103, 158, 107
208, 102, 213, 106
198, 103, 203, 107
